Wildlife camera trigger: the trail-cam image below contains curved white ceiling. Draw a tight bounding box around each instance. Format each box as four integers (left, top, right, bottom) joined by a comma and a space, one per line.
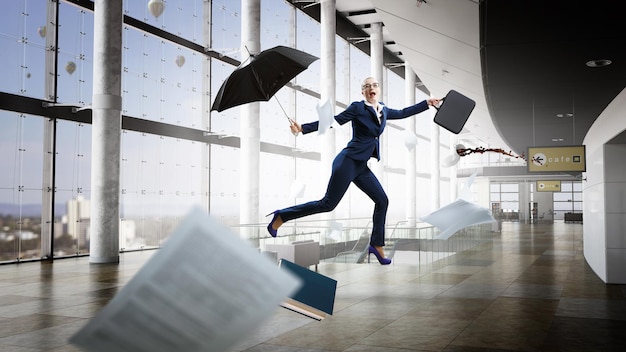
368, 0, 509, 150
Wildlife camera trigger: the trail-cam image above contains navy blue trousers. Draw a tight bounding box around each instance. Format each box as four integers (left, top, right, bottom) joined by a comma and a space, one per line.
278, 151, 389, 247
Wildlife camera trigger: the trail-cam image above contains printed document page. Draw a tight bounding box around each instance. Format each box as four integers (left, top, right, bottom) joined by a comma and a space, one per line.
70, 206, 301, 352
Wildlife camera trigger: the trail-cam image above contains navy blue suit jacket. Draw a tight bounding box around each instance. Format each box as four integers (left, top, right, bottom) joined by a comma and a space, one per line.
301, 100, 430, 161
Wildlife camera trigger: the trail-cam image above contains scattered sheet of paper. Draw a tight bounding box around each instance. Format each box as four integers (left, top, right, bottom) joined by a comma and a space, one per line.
441, 153, 460, 168
403, 130, 418, 151
316, 99, 334, 135
422, 172, 493, 240
290, 179, 306, 198
325, 221, 343, 242
69, 206, 301, 352
421, 198, 495, 240
458, 172, 477, 201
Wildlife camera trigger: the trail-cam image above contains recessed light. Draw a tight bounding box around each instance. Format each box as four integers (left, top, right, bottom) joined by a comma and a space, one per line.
586, 59, 612, 67
551, 138, 564, 142
556, 113, 573, 118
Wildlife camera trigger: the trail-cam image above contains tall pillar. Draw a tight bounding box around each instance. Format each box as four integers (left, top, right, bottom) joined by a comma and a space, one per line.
404, 65, 417, 227
342, 40, 352, 222
240, 0, 261, 242
201, 0, 212, 213
519, 181, 530, 223
369, 22, 384, 180
320, 0, 336, 221
288, 5, 297, 117
41, 1, 58, 260
430, 110, 440, 211
449, 133, 458, 201
89, 0, 123, 263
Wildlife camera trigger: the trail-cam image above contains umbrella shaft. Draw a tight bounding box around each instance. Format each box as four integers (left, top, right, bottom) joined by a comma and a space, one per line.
274, 96, 290, 120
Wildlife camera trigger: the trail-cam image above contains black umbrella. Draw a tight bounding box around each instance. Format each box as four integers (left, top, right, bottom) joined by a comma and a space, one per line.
211, 46, 319, 114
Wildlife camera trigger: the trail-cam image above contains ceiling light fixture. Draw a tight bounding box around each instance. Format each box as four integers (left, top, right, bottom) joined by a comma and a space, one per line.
556, 113, 574, 118
347, 37, 370, 44
586, 59, 612, 67
293, 0, 319, 9
385, 62, 405, 69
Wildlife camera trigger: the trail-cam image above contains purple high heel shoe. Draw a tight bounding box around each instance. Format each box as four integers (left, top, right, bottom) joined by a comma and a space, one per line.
266, 211, 280, 237
368, 245, 391, 265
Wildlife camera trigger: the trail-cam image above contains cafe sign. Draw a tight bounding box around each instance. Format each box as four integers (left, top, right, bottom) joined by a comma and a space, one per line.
536, 180, 561, 192
527, 146, 586, 172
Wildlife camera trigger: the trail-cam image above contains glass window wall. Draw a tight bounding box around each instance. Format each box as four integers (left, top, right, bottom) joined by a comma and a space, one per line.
553, 181, 582, 219
0, 0, 451, 263
54, 120, 92, 256
0, 111, 45, 262
57, 3, 94, 105
490, 182, 520, 221
120, 131, 205, 250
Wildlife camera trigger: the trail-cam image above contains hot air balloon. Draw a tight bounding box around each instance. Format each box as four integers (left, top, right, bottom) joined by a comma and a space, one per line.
148, 0, 165, 19
175, 55, 185, 67
65, 61, 76, 74
38, 26, 46, 38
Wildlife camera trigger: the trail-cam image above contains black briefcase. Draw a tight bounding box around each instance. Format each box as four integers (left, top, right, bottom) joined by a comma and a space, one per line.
433, 90, 475, 134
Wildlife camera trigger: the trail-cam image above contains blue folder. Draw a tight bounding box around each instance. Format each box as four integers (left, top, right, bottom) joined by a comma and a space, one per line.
279, 259, 337, 320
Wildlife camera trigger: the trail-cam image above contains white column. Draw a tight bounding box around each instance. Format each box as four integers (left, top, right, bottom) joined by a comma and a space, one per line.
405, 65, 417, 226
90, 0, 123, 263
519, 181, 530, 223
430, 112, 440, 211
449, 133, 458, 201
240, 0, 261, 241
342, 40, 352, 223
41, 1, 58, 260
320, 0, 336, 221
288, 5, 297, 118
369, 22, 384, 180
201, 0, 212, 213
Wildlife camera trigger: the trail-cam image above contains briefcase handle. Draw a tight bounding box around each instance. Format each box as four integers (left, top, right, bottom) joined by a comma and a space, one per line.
433, 97, 445, 111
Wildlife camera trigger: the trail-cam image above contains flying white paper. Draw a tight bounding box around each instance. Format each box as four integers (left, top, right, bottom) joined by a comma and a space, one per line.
421, 172, 494, 240
458, 172, 477, 201
69, 207, 301, 352
290, 179, 306, 199
403, 130, 418, 151
316, 99, 334, 135
421, 198, 496, 240
441, 153, 460, 168
326, 221, 343, 242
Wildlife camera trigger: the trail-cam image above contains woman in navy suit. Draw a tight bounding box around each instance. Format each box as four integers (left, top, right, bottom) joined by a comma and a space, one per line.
267, 77, 440, 265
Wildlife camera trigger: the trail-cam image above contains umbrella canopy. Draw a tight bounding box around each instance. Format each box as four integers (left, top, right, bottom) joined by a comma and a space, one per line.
211, 46, 318, 112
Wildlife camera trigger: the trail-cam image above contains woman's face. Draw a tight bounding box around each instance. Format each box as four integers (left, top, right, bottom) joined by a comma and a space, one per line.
361, 79, 380, 104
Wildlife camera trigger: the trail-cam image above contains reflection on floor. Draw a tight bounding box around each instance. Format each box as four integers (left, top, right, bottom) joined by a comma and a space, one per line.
1, 221, 626, 351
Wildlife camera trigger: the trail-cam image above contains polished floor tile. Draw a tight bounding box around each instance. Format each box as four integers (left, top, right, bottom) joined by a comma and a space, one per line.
1, 221, 626, 351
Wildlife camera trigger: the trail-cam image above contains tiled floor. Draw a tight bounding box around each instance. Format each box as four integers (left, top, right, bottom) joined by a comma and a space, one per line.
2, 221, 626, 351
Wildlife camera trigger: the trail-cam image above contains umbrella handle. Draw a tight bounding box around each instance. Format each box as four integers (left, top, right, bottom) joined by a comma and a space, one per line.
288, 118, 301, 137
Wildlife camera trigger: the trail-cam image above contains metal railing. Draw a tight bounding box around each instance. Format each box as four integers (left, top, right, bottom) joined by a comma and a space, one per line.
233, 218, 496, 267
